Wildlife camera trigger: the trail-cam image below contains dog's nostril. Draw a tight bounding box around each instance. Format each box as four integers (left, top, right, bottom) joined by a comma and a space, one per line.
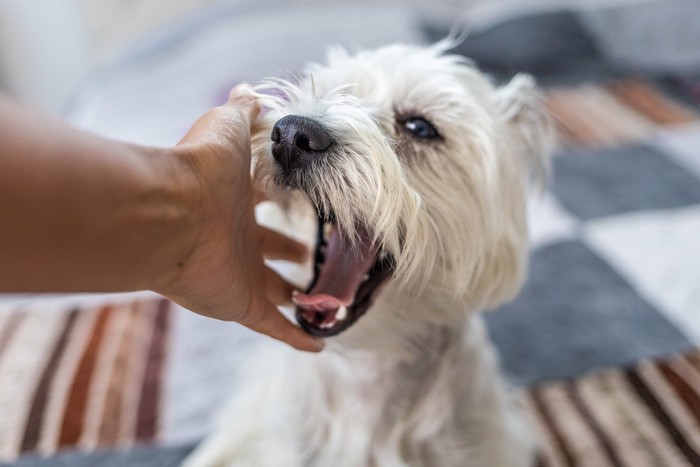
300, 127, 332, 152
295, 134, 312, 151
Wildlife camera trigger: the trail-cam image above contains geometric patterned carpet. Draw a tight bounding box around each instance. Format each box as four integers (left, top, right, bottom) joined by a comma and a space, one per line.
498, 80, 700, 466
497, 79, 700, 466
2, 2, 700, 466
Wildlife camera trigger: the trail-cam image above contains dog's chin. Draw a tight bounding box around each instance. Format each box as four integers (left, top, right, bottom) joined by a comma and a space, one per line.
292, 214, 394, 338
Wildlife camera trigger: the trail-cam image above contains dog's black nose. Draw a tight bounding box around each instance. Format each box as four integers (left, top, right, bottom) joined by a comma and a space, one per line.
271, 115, 333, 172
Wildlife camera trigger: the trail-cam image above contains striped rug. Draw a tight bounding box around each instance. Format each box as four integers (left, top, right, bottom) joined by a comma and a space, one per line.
526, 349, 700, 467
545, 79, 698, 149
0, 298, 170, 461
2, 297, 700, 465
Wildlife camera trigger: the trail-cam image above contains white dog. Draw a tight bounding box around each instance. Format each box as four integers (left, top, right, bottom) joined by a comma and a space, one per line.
184, 41, 552, 467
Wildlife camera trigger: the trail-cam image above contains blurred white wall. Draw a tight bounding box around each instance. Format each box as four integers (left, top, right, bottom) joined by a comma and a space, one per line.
74, 0, 221, 65
0, 0, 659, 115
0, 0, 90, 114
0, 0, 221, 114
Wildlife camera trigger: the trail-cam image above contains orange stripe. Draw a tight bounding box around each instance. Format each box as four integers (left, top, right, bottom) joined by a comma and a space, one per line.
116, 300, 159, 444
545, 92, 601, 147
57, 306, 113, 447
97, 306, 139, 446
609, 80, 697, 125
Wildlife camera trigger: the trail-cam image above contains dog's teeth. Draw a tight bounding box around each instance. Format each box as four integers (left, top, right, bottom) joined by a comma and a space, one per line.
323, 223, 333, 240
362, 274, 370, 282
320, 321, 336, 329
335, 306, 347, 321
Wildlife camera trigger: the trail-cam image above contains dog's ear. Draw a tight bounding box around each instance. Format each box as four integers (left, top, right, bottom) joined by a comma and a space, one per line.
495, 74, 554, 186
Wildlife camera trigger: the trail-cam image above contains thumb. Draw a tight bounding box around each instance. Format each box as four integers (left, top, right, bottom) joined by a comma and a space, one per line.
226, 84, 260, 129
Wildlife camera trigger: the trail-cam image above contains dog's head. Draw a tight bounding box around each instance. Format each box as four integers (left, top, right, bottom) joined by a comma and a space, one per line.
253, 43, 552, 340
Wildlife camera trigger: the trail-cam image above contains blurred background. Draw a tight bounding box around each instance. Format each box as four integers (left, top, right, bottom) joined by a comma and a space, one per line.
1, 0, 700, 466
3, 0, 696, 118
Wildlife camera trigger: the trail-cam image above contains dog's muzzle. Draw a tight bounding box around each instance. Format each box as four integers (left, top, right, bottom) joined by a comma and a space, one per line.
271, 115, 333, 174
268, 115, 394, 337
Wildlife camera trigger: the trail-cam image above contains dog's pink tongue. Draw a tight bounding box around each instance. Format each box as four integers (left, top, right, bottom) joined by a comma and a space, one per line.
293, 226, 378, 310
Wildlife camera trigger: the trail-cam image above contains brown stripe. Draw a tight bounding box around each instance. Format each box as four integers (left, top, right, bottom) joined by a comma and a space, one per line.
135, 299, 170, 441
523, 390, 570, 466
0, 312, 25, 359
58, 306, 113, 447
657, 360, 700, 427
564, 381, 626, 467
683, 352, 700, 374
609, 80, 697, 125
625, 368, 700, 465
530, 386, 578, 467
19, 309, 80, 453
97, 306, 139, 445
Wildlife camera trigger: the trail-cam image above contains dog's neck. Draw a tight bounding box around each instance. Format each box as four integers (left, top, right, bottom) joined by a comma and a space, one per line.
332, 280, 479, 358
297, 314, 496, 462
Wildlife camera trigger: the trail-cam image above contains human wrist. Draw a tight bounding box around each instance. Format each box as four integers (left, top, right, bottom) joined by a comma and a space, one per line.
135, 144, 204, 294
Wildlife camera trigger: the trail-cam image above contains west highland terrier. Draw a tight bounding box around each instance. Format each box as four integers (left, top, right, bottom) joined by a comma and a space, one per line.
184, 41, 552, 467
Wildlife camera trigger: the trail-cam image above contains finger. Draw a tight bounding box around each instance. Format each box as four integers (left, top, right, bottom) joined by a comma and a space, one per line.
243, 297, 324, 352
264, 267, 297, 306
260, 227, 309, 263
227, 84, 260, 126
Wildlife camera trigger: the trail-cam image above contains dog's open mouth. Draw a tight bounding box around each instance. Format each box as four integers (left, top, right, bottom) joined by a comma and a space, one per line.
292, 215, 393, 337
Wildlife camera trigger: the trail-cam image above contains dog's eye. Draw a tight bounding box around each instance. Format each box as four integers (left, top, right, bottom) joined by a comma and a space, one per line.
402, 117, 439, 139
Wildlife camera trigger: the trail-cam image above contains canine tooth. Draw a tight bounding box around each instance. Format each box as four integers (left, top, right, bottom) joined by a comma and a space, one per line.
323, 223, 332, 239
320, 321, 336, 329
335, 306, 348, 320
362, 274, 370, 282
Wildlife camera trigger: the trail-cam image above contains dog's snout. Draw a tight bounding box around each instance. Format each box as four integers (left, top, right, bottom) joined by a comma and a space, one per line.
271, 115, 333, 172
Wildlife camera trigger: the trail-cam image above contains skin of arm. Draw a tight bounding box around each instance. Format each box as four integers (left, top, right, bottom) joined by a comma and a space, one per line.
0, 86, 322, 352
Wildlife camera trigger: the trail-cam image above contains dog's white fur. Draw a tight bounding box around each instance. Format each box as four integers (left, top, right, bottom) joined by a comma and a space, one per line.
184, 42, 552, 467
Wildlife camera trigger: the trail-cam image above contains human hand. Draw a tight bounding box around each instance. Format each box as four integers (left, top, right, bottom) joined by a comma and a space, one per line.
157, 85, 323, 352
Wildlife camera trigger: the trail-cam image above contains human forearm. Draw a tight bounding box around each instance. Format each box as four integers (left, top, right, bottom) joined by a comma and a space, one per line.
0, 96, 199, 292
0, 88, 322, 352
